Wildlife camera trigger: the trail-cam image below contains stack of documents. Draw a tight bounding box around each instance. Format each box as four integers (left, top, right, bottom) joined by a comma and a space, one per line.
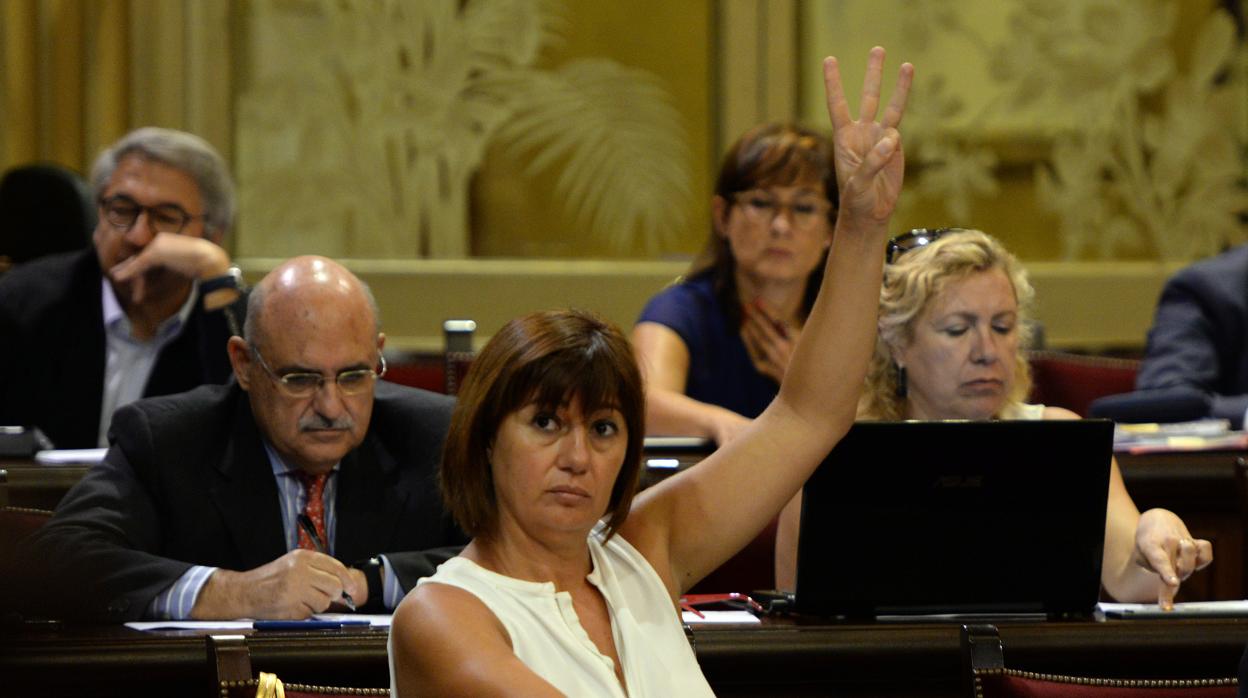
1112, 420, 1248, 454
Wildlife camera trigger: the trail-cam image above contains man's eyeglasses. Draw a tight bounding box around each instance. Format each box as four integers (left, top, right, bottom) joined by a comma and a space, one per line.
100, 194, 206, 235
250, 344, 387, 399
732, 189, 832, 230
885, 227, 968, 264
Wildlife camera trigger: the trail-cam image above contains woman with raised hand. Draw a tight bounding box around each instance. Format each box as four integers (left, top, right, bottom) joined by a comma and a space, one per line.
388, 48, 912, 696
775, 228, 1213, 609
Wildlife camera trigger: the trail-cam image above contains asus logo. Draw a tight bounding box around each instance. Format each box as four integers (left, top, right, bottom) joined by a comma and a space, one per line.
932, 475, 984, 488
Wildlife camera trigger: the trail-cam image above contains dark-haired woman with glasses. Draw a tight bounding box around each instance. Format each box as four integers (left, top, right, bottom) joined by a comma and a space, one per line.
776, 228, 1212, 608
632, 123, 839, 445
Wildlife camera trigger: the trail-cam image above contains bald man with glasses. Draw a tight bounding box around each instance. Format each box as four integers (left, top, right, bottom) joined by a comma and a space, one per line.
0, 127, 247, 449
14, 256, 467, 622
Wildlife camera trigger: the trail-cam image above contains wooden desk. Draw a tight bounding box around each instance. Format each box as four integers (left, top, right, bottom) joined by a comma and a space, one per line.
2, 617, 1245, 697
0, 458, 90, 510
6, 443, 1248, 599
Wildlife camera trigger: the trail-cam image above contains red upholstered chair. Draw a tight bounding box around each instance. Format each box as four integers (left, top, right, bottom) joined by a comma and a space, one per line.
1027, 350, 1141, 417
0, 505, 53, 569
962, 625, 1237, 698
382, 354, 447, 394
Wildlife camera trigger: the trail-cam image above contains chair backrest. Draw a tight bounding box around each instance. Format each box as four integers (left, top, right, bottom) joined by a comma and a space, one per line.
1027, 350, 1141, 417
962, 624, 1237, 698
0, 163, 95, 271
210, 635, 389, 698
0, 505, 54, 567
382, 355, 446, 393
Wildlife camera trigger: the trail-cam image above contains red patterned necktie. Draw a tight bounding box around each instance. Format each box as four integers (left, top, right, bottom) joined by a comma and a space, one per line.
295, 471, 329, 551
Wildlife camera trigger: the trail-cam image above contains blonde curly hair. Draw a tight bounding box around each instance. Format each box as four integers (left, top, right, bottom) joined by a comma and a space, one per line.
859, 229, 1035, 420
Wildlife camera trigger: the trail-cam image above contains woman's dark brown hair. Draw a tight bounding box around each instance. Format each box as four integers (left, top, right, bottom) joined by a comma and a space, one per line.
687, 122, 839, 327
440, 309, 646, 540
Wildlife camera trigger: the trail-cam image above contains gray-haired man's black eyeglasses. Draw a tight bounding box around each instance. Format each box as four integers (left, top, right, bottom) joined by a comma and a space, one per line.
99, 194, 206, 235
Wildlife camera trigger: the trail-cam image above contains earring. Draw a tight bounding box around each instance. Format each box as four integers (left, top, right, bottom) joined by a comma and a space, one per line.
894, 364, 907, 398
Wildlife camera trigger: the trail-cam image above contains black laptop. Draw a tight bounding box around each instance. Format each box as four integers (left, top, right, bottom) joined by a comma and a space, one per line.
795, 420, 1113, 620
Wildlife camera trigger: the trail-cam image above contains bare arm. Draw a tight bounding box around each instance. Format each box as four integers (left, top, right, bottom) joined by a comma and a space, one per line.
623, 48, 914, 595
632, 321, 752, 445
391, 583, 565, 698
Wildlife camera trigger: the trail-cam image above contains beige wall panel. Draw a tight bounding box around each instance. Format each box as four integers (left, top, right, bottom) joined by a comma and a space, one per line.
83, 0, 131, 166
1, 0, 39, 165
128, 0, 185, 129
184, 0, 232, 163
41, 0, 84, 165
715, 0, 797, 155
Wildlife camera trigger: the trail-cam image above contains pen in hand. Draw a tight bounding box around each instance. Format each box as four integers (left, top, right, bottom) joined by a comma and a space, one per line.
297, 513, 357, 612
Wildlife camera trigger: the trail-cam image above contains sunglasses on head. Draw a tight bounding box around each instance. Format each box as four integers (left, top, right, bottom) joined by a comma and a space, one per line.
885, 227, 969, 264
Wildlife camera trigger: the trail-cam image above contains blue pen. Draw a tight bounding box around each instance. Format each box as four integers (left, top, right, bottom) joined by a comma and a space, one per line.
297, 513, 357, 612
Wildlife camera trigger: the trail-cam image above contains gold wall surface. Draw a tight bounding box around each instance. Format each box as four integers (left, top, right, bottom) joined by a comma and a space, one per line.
472, 0, 713, 260
800, 0, 1247, 262
2, 0, 1244, 353
0, 0, 232, 186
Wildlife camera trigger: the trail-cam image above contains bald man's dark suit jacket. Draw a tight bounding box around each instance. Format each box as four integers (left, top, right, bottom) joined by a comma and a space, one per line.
0, 248, 238, 449
16, 380, 467, 622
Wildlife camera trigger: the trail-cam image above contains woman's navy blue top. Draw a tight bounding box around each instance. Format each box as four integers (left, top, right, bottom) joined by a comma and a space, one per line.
636, 274, 778, 420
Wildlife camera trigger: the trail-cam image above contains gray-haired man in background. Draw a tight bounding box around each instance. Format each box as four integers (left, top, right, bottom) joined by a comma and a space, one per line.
0, 127, 246, 449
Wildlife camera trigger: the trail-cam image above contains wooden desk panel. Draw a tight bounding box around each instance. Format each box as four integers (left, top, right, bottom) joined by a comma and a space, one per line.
1116, 450, 1247, 601
0, 459, 89, 510
3, 619, 1246, 698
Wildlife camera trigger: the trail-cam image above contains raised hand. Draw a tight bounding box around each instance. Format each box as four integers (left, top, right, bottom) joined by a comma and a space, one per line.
823, 47, 913, 229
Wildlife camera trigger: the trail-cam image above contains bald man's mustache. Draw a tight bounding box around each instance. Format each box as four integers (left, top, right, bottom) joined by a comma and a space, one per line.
299, 413, 355, 431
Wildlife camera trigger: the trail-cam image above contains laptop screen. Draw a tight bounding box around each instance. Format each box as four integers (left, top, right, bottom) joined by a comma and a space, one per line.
795, 420, 1113, 619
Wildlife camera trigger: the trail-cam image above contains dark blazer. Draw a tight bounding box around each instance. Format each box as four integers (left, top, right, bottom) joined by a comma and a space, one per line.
0, 248, 239, 449
1136, 245, 1248, 426
16, 380, 467, 622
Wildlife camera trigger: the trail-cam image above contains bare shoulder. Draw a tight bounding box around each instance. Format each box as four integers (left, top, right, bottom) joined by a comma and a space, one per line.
1041, 405, 1081, 420
391, 583, 563, 698
632, 322, 689, 360
390, 583, 508, 697
393, 581, 503, 639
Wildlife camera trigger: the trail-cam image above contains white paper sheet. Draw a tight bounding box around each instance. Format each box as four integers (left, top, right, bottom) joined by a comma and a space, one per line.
34, 448, 108, 465
1098, 600, 1248, 619
681, 610, 760, 624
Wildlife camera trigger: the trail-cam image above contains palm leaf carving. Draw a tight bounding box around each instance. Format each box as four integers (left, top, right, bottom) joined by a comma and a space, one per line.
489, 58, 693, 253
